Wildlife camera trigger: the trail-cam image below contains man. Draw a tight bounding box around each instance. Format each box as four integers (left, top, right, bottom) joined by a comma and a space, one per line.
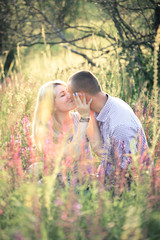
68, 70, 148, 176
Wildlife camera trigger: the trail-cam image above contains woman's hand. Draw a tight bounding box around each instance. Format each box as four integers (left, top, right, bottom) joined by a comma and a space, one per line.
73, 93, 92, 118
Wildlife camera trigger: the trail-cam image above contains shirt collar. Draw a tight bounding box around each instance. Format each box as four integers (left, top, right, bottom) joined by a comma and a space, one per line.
94, 94, 113, 122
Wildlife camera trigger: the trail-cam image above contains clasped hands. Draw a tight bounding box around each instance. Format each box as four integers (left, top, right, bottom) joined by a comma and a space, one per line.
73, 92, 92, 118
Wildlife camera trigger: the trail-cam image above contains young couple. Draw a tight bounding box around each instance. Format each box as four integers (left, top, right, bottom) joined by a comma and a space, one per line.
32, 70, 148, 178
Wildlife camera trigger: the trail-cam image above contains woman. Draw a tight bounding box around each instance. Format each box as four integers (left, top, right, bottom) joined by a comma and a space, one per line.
32, 80, 102, 181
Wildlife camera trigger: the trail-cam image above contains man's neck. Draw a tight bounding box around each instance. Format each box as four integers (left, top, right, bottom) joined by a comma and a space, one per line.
91, 92, 108, 114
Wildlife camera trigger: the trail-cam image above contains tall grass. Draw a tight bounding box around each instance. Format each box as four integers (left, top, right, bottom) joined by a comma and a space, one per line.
0, 31, 160, 240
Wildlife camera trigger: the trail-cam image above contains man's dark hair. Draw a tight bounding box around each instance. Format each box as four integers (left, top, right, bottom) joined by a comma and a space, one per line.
68, 70, 101, 95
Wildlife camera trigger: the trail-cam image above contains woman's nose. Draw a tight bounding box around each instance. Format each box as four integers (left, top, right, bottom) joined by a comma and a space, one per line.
67, 92, 71, 100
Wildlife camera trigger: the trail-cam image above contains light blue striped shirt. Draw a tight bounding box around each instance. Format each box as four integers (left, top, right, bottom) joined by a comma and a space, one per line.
94, 94, 148, 175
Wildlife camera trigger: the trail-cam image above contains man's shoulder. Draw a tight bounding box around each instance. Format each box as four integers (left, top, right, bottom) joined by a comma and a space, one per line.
95, 95, 137, 125
107, 98, 133, 122
111, 96, 133, 111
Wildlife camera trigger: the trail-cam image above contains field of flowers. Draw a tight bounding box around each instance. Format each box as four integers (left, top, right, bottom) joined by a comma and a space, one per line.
0, 38, 160, 240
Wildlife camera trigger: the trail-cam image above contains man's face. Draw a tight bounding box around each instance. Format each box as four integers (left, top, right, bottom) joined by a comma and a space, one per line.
67, 82, 85, 102
67, 82, 75, 101
67, 82, 92, 106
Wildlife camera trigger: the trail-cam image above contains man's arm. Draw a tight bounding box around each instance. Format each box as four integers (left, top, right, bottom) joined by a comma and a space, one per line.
111, 124, 138, 168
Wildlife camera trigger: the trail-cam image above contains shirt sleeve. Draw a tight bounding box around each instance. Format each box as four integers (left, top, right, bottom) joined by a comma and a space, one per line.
111, 124, 138, 168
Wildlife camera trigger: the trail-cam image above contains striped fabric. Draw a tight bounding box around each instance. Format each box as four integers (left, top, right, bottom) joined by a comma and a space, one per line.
94, 94, 148, 175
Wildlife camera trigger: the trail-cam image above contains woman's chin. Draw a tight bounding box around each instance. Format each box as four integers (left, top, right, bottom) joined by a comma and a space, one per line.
69, 105, 76, 111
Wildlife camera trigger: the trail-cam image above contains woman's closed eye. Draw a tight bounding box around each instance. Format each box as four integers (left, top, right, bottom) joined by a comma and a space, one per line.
60, 91, 66, 97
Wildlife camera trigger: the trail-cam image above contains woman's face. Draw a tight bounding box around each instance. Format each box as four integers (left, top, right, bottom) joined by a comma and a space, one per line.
55, 84, 75, 112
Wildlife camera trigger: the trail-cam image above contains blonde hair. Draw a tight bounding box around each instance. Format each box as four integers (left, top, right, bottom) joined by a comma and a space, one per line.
32, 80, 67, 150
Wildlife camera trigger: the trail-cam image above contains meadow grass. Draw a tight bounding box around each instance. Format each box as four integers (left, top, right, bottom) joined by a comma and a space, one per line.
0, 37, 160, 240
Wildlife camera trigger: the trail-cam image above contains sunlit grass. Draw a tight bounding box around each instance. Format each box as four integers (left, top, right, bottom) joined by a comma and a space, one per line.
0, 35, 160, 239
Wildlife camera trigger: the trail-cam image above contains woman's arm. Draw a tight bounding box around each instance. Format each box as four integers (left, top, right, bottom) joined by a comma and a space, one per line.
71, 93, 92, 158
72, 93, 102, 157
86, 111, 103, 157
